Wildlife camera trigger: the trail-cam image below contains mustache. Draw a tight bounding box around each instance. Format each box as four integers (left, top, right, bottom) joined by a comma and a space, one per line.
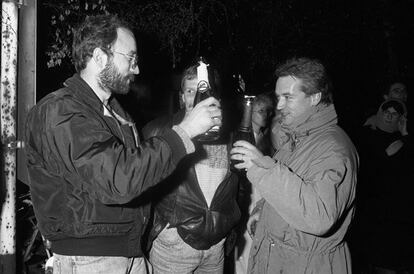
125, 74, 135, 83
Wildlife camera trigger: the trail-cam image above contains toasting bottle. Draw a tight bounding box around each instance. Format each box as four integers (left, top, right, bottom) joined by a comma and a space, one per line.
193, 57, 220, 142
231, 94, 256, 168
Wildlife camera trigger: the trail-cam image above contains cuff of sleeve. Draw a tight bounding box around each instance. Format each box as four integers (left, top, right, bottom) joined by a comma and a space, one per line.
247, 156, 276, 186
251, 156, 275, 169
172, 125, 195, 154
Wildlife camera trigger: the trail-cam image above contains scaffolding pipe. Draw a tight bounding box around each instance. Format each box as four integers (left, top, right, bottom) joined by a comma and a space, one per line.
0, 1, 19, 273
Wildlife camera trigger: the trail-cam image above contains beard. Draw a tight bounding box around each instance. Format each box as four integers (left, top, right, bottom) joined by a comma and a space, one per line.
98, 60, 134, 94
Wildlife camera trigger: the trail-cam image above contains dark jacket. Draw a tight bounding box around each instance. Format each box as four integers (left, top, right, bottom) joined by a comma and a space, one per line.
357, 126, 414, 269
143, 110, 241, 250
24, 74, 188, 257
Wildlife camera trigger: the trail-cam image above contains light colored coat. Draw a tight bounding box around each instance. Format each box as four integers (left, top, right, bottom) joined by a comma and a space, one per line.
247, 104, 358, 274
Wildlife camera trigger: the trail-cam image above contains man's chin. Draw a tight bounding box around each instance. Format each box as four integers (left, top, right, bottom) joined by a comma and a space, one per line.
110, 83, 131, 95
112, 88, 130, 95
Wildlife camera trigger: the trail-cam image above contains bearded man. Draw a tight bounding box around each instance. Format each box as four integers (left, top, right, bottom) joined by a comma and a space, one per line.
24, 14, 221, 274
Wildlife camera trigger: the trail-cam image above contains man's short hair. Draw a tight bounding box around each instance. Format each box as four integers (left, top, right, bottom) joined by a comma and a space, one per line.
275, 57, 333, 105
253, 93, 274, 110
72, 14, 132, 72
180, 65, 198, 92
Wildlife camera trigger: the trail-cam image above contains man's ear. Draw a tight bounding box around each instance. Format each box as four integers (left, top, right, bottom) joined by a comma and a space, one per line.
92, 48, 108, 70
310, 92, 321, 106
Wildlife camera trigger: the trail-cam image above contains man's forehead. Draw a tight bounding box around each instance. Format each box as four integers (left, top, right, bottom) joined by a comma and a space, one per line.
275, 76, 301, 95
390, 82, 406, 91
384, 107, 398, 113
253, 101, 269, 109
183, 78, 198, 88
114, 27, 137, 53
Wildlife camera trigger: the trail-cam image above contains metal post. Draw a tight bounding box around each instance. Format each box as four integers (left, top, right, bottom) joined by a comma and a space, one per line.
0, 1, 19, 273
17, 0, 37, 185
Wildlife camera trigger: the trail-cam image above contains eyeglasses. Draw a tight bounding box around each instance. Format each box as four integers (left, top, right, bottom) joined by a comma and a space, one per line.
383, 110, 400, 118
112, 50, 138, 70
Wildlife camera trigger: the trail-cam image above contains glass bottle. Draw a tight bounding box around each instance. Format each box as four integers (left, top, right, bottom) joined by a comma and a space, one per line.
193, 57, 220, 142
231, 95, 256, 168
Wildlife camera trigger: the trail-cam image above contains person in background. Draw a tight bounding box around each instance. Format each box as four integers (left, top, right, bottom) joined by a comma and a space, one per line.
231, 57, 358, 273
251, 93, 275, 155
357, 99, 413, 274
24, 15, 221, 274
234, 92, 274, 274
385, 82, 408, 102
142, 64, 240, 274
364, 81, 408, 129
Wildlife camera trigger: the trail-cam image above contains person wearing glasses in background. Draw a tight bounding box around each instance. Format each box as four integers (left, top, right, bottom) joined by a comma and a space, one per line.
356, 99, 413, 274
24, 15, 221, 274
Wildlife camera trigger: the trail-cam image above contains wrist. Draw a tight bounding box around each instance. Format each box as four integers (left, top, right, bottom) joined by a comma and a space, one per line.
178, 122, 195, 139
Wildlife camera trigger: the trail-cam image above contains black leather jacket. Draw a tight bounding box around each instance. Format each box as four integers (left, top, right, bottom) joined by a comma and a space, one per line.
25, 74, 189, 257
143, 110, 241, 250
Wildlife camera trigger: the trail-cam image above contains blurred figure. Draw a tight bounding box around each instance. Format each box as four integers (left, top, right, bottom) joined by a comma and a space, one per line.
251, 93, 275, 155
234, 93, 275, 274
385, 82, 408, 102
364, 82, 408, 129
231, 57, 358, 274
357, 99, 413, 274
143, 64, 240, 274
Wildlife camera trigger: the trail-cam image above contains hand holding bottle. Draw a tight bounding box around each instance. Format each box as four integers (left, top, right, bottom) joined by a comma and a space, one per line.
230, 140, 263, 170
179, 97, 222, 139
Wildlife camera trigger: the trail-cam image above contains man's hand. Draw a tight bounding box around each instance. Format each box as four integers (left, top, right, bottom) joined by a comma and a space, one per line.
247, 210, 260, 238
178, 97, 222, 139
230, 140, 263, 170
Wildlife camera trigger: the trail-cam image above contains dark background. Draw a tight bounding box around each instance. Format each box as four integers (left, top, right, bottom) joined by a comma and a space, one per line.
37, 0, 414, 139
22, 1, 414, 273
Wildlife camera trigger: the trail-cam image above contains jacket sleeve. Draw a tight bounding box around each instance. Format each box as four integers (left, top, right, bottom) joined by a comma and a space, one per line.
25, 97, 187, 205
247, 142, 356, 236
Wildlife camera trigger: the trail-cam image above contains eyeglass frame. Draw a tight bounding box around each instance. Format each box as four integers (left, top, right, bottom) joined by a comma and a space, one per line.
111, 50, 139, 70
383, 109, 401, 118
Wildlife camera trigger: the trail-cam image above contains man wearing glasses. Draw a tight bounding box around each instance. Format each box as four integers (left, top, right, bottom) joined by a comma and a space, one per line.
24, 14, 221, 273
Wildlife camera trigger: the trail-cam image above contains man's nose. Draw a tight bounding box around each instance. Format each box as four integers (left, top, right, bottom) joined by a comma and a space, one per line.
277, 98, 285, 110
131, 65, 140, 75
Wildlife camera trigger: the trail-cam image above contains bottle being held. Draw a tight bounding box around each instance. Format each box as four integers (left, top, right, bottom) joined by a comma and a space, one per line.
193, 57, 221, 142
231, 94, 256, 169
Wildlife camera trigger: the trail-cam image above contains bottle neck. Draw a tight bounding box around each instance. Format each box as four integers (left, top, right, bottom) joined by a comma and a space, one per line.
239, 96, 254, 131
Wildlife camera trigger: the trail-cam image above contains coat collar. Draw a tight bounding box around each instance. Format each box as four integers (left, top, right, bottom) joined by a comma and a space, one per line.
274, 104, 338, 151
63, 73, 104, 114
63, 73, 132, 122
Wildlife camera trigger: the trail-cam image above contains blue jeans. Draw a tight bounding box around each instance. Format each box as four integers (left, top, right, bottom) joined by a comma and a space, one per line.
150, 227, 224, 274
53, 253, 152, 274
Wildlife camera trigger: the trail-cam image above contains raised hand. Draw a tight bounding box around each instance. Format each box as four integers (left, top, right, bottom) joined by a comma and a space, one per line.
179, 96, 222, 139
230, 140, 263, 170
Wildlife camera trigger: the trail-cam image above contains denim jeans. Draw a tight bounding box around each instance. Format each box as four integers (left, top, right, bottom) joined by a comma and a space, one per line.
150, 227, 225, 274
53, 253, 152, 274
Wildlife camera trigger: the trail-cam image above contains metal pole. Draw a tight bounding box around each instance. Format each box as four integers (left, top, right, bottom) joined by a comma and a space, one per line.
0, 1, 19, 273
17, 0, 36, 186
